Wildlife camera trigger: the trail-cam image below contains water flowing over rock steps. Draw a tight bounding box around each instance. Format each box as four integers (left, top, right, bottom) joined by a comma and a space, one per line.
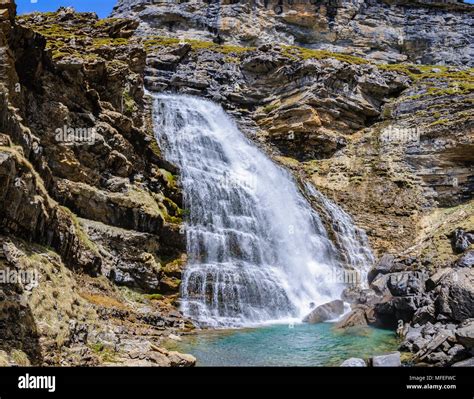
152, 94, 374, 327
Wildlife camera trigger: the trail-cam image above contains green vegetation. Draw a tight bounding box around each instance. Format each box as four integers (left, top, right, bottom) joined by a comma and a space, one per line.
429, 118, 450, 127
281, 45, 368, 65
89, 342, 117, 362
143, 36, 254, 55
262, 102, 280, 114
93, 18, 124, 27
60, 206, 99, 255
158, 168, 177, 189
378, 63, 474, 97
92, 37, 130, 47
224, 56, 240, 63
119, 286, 165, 304
122, 89, 135, 114
149, 140, 162, 158
28, 23, 80, 39
144, 293, 164, 301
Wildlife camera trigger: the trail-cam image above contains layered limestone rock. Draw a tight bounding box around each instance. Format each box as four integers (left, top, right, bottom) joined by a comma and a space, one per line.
0, 5, 193, 366
112, 0, 474, 66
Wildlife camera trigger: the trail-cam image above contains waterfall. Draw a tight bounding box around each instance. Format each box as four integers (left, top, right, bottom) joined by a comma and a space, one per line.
304, 183, 374, 287
152, 94, 372, 328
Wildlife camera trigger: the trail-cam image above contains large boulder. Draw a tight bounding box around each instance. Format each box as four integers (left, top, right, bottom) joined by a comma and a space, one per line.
375, 295, 428, 326
302, 300, 344, 324
412, 302, 437, 325
341, 287, 380, 306
387, 271, 426, 297
335, 304, 376, 329
368, 254, 395, 284
399, 325, 426, 352
451, 228, 474, 254
435, 268, 474, 322
455, 251, 474, 268
426, 268, 453, 290
370, 273, 391, 296
455, 320, 474, 349
0, 0, 15, 22
452, 357, 474, 367
340, 358, 366, 367
371, 352, 401, 367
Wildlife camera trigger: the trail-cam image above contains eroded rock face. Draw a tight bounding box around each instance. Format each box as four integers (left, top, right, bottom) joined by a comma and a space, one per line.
455, 319, 474, 349
0, 148, 101, 275
113, 0, 473, 66
1, 1, 472, 368
0, 7, 192, 366
435, 268, 474, 322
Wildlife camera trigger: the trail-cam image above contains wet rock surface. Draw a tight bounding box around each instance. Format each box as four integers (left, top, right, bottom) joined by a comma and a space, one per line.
303, 299, 345, 324
371, 352, 402, 367
340, 357, 367, 367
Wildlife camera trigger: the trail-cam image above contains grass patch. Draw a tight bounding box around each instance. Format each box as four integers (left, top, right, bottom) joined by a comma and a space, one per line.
281, 45, 368, 65
429, 118, 450, 127
143, 36, 254, 55
88, 342, 117, 363
149, 140, 162, 158
122, 89, 135, 114
262, 102, 280, 114
377, 63, 474, 84
92, 37, 130, 47
143, 293, 163, 301
60, 206, 99, 255
80, 292, 128, 310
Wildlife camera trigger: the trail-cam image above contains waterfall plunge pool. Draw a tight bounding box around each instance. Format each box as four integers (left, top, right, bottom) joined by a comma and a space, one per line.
153, 94, 397, 366
164, 323, 399, 367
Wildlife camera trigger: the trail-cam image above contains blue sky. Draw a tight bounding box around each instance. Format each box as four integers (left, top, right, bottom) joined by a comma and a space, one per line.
16, 0, 474, 19
17, 0, 117, 19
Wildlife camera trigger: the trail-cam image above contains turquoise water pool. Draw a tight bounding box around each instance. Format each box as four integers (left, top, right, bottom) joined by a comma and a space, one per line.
165, 323, 399, 367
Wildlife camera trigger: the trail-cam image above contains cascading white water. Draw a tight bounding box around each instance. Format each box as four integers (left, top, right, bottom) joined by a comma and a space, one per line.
304, 183, 374, 287
152, 94, 371, 327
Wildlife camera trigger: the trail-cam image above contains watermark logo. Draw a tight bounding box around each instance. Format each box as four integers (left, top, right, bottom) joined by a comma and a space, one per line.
219, 170, 258, 193
380, 125, 422, 145
330, 269, 362, 285
18, 373, 55, 393
0, 268, 39, 289
55, 125, 97, 145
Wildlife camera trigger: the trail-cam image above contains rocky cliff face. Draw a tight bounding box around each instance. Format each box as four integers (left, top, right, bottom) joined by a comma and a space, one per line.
0, 4, 194, 366
112, 0, 474, 66
111, 0, 473, 366
139, 33, 473, 261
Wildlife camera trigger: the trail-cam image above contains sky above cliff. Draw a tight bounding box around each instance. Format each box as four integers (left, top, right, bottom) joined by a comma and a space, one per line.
17, 0, 117, 18
15, 0, 474, 19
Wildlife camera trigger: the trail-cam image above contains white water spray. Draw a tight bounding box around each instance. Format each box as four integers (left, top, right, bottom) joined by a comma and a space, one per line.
152, 94, 372, 327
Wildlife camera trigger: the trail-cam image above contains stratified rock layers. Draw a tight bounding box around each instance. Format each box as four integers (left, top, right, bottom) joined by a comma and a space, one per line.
112, 0, 473, 66
0, 5, 193, 366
